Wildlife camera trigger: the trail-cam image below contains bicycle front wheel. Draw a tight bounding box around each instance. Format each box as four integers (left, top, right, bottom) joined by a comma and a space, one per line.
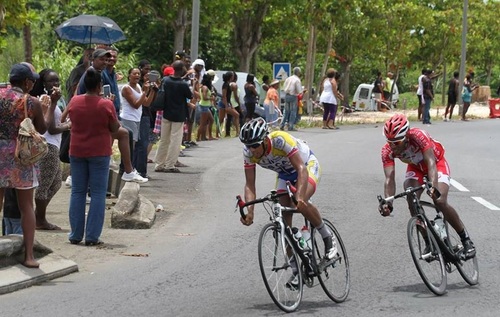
444, 222, 479, 285
407, 217, 447, 295
312, 219, 350, 303
258, 223, 303, 313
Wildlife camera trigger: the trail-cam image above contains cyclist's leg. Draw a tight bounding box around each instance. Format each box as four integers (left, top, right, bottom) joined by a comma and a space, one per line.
403, 165, 425, 217
432, 160, 475, 258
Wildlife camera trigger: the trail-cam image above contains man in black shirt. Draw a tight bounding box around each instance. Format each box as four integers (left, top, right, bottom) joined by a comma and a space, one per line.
154, 61, 195, 173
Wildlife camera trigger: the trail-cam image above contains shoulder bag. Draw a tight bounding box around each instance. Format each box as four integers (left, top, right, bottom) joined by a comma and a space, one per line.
14, 94, 48, 165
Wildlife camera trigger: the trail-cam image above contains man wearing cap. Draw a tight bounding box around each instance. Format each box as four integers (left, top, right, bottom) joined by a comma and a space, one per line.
0, 63, 59, 268
281, 66, 303, 131
76, 48, 111, 95
75, 49, 148, 184
102, 47, 122, 116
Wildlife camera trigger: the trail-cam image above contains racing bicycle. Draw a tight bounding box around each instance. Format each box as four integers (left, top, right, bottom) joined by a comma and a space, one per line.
377, 180, 479, 295
236, 182, 350, 312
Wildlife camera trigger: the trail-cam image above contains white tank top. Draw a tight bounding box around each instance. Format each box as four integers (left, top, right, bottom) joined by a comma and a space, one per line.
44, 105, 63, 148
319, 78, 337, 105
121, 84, 142, 122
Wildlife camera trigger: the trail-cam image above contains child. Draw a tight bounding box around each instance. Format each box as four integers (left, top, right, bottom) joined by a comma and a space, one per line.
2, 189, 23, 235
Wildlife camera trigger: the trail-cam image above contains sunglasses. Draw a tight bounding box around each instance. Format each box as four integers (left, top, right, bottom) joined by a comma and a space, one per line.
246, 142, 262, 149
387, 137, 405, 146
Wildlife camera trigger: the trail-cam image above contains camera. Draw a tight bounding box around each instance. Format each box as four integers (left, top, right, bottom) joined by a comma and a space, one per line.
149, 72, 159, 83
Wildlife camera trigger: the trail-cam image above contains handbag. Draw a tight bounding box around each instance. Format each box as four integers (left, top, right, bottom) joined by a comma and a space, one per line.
150, 78, 167, 111
59, 130, 70, 163
14, 94, 48, 165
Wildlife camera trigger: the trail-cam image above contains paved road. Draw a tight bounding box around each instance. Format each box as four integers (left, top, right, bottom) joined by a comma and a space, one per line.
0, 119, 499, 316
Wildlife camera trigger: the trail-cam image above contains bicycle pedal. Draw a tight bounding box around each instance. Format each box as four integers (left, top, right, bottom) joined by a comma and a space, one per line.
318, 256, 337, 271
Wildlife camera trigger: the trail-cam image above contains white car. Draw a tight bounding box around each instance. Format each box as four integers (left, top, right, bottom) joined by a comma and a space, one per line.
352, 83, 399, 111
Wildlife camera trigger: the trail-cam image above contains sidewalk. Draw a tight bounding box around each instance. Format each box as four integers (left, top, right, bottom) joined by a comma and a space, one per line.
0, 102, 493, 294
335, 102, 491, 125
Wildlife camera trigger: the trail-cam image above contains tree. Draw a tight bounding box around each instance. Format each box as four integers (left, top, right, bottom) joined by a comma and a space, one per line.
0, 0, 28, 52
231, 0, 270, 72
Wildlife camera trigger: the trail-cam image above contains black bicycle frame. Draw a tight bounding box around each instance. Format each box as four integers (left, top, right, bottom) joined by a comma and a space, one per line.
412, 198, 461, 264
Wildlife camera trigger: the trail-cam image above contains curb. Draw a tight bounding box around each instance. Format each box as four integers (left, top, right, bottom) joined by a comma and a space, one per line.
0, 254, 78, 295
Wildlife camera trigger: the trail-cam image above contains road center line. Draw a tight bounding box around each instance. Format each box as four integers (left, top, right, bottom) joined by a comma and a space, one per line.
471, 197, 500, 211
450, 179, 469, 192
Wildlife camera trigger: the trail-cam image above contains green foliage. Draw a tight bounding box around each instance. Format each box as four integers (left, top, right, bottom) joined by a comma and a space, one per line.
2, 0, 500, 103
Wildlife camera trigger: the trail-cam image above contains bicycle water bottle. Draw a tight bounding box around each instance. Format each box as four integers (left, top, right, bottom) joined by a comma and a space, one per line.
292, 227, 306, 250
301, 226, 312, 251
433, 215, 447, 240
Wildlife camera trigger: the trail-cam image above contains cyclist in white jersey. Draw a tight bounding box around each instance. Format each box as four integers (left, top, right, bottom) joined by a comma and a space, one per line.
239, 118, 337, 266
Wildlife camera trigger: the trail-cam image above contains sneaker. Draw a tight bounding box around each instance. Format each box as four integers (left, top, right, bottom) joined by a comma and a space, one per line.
324, 236, 338, 260
462, 239, 476, 259
122, 170, 149, 184
285, 274, 299, 290
65, 176, 72, 187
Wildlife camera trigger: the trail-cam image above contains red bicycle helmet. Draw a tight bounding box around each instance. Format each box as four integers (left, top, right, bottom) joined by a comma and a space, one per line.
384, 114, 409, 140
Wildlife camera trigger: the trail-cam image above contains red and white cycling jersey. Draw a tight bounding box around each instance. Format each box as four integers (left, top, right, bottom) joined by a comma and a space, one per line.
381, 128, 445, 171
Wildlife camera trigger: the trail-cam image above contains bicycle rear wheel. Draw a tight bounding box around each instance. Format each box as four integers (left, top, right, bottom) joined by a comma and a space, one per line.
258, 223, 303, 313
407, 217, 447, 295
443, 221, 479, 285
312, 219, 350, 303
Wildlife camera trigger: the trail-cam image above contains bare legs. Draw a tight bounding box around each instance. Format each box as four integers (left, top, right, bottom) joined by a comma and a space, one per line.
111, 127, 134, 174
0, 188, 39, 268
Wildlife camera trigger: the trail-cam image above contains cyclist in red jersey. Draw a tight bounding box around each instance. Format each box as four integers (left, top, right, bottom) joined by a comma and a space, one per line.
379, 114, 476, 259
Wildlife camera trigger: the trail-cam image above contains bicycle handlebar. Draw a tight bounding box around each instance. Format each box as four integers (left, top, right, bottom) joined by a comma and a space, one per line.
236, 181, 298, 219
377, 178, 441, 207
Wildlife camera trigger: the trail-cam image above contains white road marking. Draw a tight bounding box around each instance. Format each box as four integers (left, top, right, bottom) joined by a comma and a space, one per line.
450, 179, 469, 192
471, 197, 500, 211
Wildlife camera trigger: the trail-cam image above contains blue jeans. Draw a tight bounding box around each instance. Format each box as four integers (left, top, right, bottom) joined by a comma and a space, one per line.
69, 156, 110, 243
3, 217, 22, 235
423, 98, 432, 123
133, 116, 150, 177
264, 103, 278, 126
281, 95, 298, 130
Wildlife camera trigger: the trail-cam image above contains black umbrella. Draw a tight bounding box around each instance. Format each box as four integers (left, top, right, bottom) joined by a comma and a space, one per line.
55, 14, 126, 45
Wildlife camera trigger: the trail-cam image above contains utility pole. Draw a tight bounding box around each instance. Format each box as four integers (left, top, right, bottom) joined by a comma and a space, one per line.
458, 0, 468, 106
190, 0, 200, 60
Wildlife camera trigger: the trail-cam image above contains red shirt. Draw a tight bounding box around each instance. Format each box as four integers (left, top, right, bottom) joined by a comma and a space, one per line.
381, 128, 445, 170
68, 95, 118, 157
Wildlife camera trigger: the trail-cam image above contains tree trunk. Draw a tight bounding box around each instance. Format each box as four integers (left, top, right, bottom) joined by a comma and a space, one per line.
172, 7, 189, 59
339, 61, 352, 107
232, 4, 269, 72
23, 24, 32, 63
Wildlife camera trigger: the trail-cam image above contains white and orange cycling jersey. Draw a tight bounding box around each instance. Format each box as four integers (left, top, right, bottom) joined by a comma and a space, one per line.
243, 131, 321, 191
381, 128, 450, 185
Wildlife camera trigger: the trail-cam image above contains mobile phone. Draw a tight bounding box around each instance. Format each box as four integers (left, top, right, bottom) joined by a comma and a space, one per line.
149, 72, 159, 83
103, 84, 111, 98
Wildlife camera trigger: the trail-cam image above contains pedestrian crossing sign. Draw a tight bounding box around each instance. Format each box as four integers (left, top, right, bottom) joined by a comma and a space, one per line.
273, 63, 291, 81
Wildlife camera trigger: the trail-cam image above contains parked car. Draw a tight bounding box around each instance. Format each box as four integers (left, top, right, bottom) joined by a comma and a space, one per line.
352, 83, 399, 111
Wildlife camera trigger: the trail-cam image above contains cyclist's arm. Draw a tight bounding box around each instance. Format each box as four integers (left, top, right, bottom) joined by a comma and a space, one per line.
242, 166, 257, 226
383, 165, 396, 198
380, 165, 396, 216
423, 148, 439, 197
289, 152, 309, 208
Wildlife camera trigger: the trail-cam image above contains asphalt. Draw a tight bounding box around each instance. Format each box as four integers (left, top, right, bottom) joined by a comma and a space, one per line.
0, 102, 492, 295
